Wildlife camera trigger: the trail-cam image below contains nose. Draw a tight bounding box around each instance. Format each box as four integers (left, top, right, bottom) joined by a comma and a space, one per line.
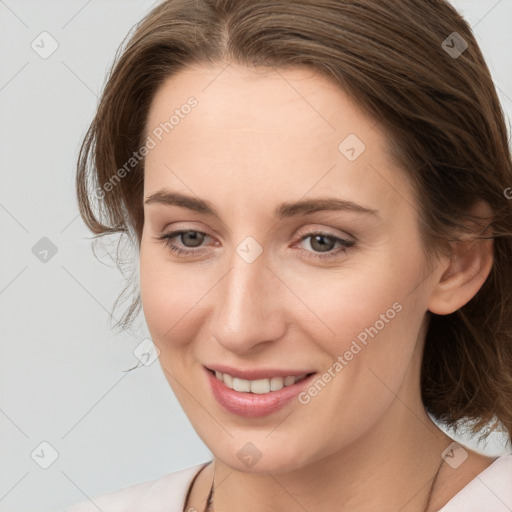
208, 246, 287, 355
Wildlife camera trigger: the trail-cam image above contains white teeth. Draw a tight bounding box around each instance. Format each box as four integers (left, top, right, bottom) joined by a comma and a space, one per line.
284, 375, 296, 386
250, 379, 271, 394
214, 371, 308, 394
270, 376, 284, 391
232, 377, 251, 392
223, 372, 233, 388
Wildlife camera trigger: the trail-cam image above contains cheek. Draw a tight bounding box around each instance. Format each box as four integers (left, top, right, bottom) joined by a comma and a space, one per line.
139, 245, 208, 349
293, 255, 427, 410
289, 261, 413, 351
292, 286, 423, 450
291, 250, 427, 396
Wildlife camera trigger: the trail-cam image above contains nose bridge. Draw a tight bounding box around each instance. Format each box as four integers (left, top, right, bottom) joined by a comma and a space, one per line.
209, 242, 284, 352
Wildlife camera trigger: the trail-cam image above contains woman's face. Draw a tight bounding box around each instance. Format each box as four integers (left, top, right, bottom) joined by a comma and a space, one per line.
139, 63, 443, 472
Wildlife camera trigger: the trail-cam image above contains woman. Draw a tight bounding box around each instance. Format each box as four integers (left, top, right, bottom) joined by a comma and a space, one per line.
64, 0, 512, 510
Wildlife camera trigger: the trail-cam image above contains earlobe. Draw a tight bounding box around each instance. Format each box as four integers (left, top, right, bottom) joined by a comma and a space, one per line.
428, 203, 494, 316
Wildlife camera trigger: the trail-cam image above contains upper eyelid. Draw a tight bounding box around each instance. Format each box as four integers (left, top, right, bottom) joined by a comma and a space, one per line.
161, 222, 354, 239
162, 228, 353, 248
295, 224, 355, 242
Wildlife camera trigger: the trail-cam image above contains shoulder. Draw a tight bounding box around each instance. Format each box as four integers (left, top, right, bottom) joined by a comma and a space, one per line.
59, 462, 209, 512
438, 454, 512, 511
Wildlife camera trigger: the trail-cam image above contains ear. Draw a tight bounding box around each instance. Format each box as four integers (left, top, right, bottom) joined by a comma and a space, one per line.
428, 201, 494, 315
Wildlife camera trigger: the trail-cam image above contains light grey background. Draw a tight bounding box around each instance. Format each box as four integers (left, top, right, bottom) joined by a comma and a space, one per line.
1, 1, 511, 511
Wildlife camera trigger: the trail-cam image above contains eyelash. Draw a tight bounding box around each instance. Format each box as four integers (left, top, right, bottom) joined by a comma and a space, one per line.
157, 229, 355, 261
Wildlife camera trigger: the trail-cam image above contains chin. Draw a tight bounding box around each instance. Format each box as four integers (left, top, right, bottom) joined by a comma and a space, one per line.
209, 434, 319, 474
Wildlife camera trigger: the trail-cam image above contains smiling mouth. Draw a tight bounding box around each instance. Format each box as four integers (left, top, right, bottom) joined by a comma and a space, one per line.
208, 368, 316, 394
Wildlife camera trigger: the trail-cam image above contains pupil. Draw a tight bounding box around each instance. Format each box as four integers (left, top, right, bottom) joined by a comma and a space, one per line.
311, 235, 333, 253
183, 231, 203, 247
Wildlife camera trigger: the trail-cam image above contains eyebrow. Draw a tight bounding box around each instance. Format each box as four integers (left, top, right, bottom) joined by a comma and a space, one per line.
144, 189, 379, 219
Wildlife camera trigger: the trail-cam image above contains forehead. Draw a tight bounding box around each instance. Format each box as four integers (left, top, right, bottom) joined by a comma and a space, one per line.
143, 63, 415, 220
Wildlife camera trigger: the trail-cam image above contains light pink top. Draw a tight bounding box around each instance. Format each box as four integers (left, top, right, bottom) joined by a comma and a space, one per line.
61, 455, 512, 512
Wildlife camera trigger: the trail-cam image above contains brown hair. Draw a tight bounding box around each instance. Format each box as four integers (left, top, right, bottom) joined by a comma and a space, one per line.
77, 0, 512, 445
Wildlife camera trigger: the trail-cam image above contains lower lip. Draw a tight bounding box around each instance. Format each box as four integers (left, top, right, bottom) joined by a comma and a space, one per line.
205, 367, 316, 418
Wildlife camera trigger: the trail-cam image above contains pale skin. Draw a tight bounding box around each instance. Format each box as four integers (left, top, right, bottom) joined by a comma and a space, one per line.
139, 62, 495, 512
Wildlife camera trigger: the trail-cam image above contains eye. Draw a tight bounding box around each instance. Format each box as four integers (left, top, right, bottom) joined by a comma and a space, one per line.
296, 232, 355, 260
156, 229, 355, 260
157, 229, 211, 257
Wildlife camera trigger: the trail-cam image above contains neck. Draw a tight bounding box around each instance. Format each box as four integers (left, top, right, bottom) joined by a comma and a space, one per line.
209, 407, 449, 512
187, 389, 453, 512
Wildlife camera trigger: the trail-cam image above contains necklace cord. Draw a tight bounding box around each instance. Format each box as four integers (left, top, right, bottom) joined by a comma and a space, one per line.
423, 457, 445, 512
204, 464, 214, 512
199, 457, 444, 512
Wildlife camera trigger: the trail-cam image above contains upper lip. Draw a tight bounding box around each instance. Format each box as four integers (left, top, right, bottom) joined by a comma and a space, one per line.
205, 364, 316, 380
